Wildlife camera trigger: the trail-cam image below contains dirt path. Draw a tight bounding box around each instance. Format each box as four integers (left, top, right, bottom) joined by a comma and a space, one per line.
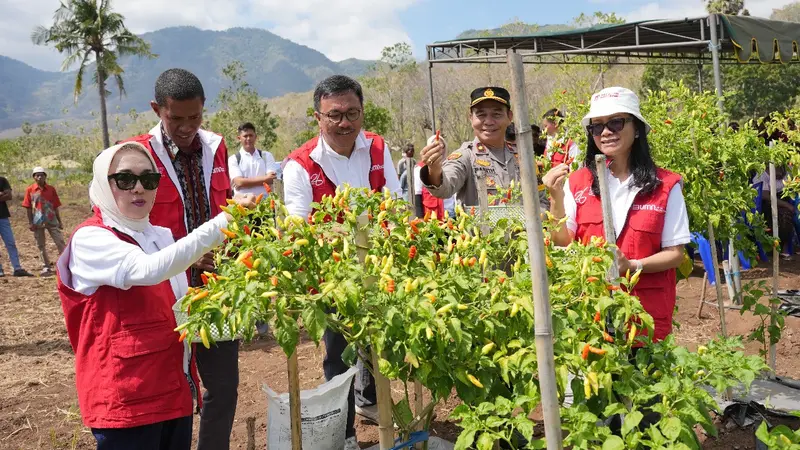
1, 191, 798, 449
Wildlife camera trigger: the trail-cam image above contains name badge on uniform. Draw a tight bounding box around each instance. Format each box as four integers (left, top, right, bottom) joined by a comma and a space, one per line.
476, 159, 490, 167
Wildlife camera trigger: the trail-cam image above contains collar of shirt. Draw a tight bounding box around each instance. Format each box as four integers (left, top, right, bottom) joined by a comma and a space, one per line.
161, 123, 203, 160
31, 183, 48, 192
310, 131, 372, 187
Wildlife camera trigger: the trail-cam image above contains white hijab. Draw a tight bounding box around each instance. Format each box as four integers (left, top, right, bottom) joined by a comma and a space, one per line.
89, 142, 159, 233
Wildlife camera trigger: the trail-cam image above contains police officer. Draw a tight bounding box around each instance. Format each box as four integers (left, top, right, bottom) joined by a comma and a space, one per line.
419, 87, 519, 206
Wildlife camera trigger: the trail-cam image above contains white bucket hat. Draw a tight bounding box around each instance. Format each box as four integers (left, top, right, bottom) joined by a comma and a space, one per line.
581, 87, 651, 134
32, 166, 46, 175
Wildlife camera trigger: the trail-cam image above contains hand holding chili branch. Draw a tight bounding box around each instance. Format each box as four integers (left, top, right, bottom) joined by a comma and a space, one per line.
420, 138, 446, 187
542, 164, 570, 199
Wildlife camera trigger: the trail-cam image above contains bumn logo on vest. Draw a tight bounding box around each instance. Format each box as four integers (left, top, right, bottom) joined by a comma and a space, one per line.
631, 204, 666, 213
212, 167, 226, 174
309, 172, 325, 187
370, 164, 383, 173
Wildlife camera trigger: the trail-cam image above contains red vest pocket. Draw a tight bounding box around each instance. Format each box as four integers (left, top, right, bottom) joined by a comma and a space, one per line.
621, 211, 664, 257
111, 321, 182, 405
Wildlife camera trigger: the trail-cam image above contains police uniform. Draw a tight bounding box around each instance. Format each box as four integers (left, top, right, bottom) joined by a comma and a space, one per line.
421, 87, 521, 207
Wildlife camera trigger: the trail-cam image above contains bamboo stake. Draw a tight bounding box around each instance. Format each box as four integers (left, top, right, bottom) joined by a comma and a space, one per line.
287, 351, 302, 450
691, 128, 727, 337
246, 416, 256, 450
729, 239, 742, 304
508, 51, 563, 450
406, 186, 426, 449
355, 214, 394, 449
707, 221, 728, 337
697, 272, 708, 318
593, 155, 619, 281
769, 162, 779, 373
405, 156, 416, 209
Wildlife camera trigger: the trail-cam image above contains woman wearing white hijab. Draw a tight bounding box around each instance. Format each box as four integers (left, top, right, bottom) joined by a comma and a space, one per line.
56, 142, 254, 450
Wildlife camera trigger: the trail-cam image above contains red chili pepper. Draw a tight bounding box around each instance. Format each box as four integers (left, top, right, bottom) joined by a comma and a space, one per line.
544, 237, 551, 246
270, 198, 275, 209
565, 156, 575, 166
435, 129, 441, 142
332, 252, 342, 262
470, 206, 476, 215
241, 257, 254, 269
608, 285, 620, 292
499, 277, 506, 284
592, 256, 603, 263
386, 278, 395, 293
307, 213, 314, 224
409, 245, 417, 260
581, 344, 590, 360
506, 189, 512, 200
603, 332, 614, 343
263, 182, 272, 193
243, 225, 251, 236
201, 273, 209, 285
282, 249, 293, 257
664, 119, 673, 125
586, 276, 599, 283
270, 276, 279, 287
594, 311, 601, 323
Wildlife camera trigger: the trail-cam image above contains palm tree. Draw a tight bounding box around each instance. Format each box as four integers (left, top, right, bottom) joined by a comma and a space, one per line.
32, 0, 155, 148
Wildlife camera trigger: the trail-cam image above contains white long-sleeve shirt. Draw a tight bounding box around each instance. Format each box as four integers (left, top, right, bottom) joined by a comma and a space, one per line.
62, 213, 229, 297
563, 168, 690, 248
283, 131, 402, 217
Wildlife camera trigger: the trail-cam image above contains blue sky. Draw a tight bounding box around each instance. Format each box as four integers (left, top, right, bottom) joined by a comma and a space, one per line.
2, 0, 794, 71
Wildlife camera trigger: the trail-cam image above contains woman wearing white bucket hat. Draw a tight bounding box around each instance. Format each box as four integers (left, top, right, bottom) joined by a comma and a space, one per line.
543, 87, 690, 343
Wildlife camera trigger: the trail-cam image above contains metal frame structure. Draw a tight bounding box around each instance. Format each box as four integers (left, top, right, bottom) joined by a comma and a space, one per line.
424, 14, 797, 130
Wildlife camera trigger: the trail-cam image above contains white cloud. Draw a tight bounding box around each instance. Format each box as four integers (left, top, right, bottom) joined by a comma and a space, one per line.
0, 0, 420, 71
623, 0, 798, 22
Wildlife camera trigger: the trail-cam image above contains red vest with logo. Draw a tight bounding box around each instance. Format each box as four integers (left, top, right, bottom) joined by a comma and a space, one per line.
569, 167, 682, 342
56, 210, 200, 429
416, 161, 445, 219
287, 133, 387, 207
124, 134, 232, 241
550, 139, 575, 166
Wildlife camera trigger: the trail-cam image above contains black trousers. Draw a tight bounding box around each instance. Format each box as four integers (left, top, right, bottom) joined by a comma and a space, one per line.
91, 416, 192, 450
195, 340, 240, 450
323, 328, 376, 438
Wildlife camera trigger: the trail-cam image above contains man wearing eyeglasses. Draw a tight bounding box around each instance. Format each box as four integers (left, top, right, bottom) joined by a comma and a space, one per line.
283, 75, 401, 449
418, 87, 520, 208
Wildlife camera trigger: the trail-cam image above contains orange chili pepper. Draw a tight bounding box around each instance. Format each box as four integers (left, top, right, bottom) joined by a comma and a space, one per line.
592, 256, 603, 263
221, 228, 236, 239
179, 330, 188, 342
603, 332, 614, 343
586, 276, 599, 283
255, 193, 264, 204
282, 249, 293, 257
594, 311, 601, 323
581, 344, 590, 360
200, 273, 209, 285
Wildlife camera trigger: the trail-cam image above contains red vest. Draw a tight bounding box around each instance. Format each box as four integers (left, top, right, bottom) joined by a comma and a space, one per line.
417, 161, 444, 219
56, 211, 199, 429
123, 133, 232, 241
569, 167, 682, 342
550, 139, 575, 166
287, 133, 387, 208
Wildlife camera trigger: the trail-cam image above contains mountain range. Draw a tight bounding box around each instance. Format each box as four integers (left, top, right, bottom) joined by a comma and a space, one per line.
0, 26, 374, 131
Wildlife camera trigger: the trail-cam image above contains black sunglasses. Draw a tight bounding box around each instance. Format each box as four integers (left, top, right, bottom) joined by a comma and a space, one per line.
586, 117, 633, 137
108, 172, 161, 190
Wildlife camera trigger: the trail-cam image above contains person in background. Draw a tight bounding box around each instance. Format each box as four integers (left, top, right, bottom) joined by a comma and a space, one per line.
397, 143, 416, 198
22, 166, 65, 276
543, 108, 580, 166
418, 87, 519, 207
228, 122, 279, 196
0, 175, 33, 277
754, 167, 797, 260
283, 75, 401, 449
414, 134, 452, 219
506, 123, 517, 148
56, 141, 255, 450
122, 68, 238, 450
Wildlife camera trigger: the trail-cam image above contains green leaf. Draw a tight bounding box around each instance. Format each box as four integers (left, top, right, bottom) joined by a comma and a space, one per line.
392, 398, 414, 429
661, 417, 682, 441
602, 435, 625, 450
341, 343, 358, 366
622, 410, 644, 436
476, 432, 495, 450
454, 430, 476, 450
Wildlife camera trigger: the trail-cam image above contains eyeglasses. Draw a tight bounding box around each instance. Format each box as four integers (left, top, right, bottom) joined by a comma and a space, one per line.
586, 117, 633, 137
320, 108, 362, 124
108, 172, 161, 190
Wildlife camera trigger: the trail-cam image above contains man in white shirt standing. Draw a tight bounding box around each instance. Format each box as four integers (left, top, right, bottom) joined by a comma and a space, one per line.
282, 75, 400, 449
228, 122, 279, 196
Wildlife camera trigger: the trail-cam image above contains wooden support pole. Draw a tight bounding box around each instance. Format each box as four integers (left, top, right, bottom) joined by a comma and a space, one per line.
697, 272, 708, 319
246, 416, 256, 450
593, 155, 619, 282
508, 51, 563, 450
769, 162, 780, 373
287, 351, 303, 450
355, 214, 394, 449
707, 222, 728, 337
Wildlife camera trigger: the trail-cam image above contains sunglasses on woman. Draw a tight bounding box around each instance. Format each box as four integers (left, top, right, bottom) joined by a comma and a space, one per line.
586, 117, 633, 137
107, 172, 161, 190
